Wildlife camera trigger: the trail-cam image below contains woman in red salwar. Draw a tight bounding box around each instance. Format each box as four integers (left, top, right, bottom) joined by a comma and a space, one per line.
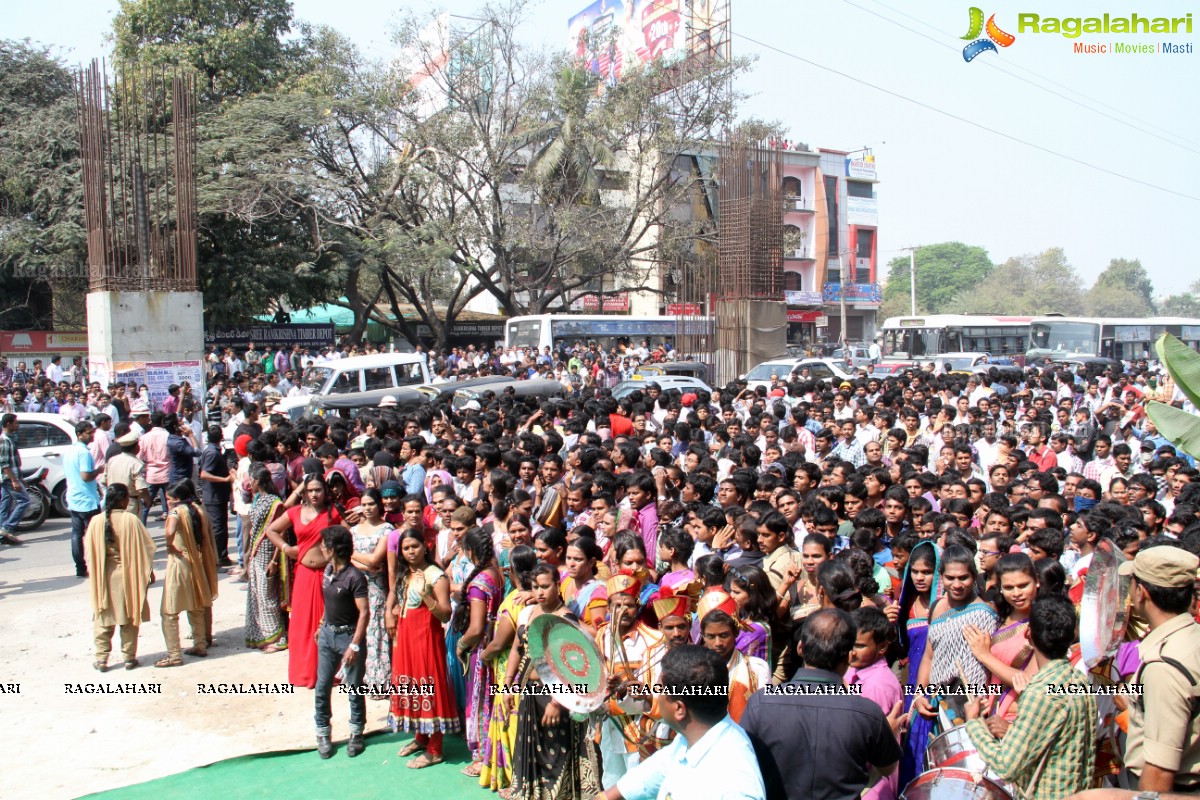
386, 527, 461, 769
265, 473, 343, 688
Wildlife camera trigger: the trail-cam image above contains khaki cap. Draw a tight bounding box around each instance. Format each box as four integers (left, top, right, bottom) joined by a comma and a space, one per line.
1118, 545, 1200, 589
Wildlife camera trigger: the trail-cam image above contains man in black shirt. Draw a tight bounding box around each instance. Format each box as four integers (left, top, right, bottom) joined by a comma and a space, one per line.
740, 608, 906, 800
198, 425, 235, 567
315, 526, 369, 759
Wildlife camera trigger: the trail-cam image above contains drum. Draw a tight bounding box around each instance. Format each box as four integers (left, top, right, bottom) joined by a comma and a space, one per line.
926, 726, 988, 773
526, 613, 608, 714
902, 768, 1015, 800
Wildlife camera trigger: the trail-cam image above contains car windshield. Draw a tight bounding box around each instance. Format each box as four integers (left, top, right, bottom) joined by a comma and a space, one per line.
746, 363, 788, 381
302, 366, 333, 391
944, 357, 977, 371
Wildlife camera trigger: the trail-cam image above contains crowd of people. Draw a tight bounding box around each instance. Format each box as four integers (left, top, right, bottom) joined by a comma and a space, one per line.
5, 335, 1200, 800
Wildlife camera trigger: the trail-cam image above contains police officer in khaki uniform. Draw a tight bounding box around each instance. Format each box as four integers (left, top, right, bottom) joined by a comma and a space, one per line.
1121, 545, 1200, 792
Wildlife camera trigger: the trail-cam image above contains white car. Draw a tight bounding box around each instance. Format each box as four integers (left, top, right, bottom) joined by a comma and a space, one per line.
743, 357, 855, 391
13, 413, 79, 515
612, 376, 712, 400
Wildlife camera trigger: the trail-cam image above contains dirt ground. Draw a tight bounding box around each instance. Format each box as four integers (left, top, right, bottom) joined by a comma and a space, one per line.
0, 520, 393, 800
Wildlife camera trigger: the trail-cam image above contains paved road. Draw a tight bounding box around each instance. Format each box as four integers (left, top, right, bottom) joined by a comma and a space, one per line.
0, 508, 384, 800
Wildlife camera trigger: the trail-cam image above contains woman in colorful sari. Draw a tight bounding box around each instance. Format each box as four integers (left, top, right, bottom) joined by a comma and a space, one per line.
386, 528, 461, 768
728, 565, 774, 662
156, 480, 219, 667
964, 553, 1038, 721
910, 545, 997, 756
265, 472, 343, 688
349, 487, 393, 696
888, 539, 940, 788
244, 465, 287, 652
501, 562, 602, 800
453, 527, 503, 778
560, 537, 607, 631
479, 545, 536, 793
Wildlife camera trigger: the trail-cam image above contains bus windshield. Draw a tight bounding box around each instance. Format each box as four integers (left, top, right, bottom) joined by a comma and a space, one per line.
1030, 321, 1099, 355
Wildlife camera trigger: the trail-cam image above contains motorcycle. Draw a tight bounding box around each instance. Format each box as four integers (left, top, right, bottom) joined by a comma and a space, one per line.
14, 467, 50, 532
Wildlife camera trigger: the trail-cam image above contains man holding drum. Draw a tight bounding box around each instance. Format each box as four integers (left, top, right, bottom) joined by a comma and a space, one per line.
964, 595, 1096, 800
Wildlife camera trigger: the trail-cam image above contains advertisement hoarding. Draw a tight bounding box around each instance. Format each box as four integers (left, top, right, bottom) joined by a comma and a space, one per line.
204, 324, 336, 350
845, 157, 877, 180
847, 196, 878, 226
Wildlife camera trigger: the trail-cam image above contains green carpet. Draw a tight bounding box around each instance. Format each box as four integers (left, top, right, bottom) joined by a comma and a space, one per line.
82, 732, 487, 800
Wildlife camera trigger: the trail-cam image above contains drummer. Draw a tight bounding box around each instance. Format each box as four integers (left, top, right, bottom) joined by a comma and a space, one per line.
964, 595, 1097, 800
597, 569, 667, 787
1120, 544, 1200, 792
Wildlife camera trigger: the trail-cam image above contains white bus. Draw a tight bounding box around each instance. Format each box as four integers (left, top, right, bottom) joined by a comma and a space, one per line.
1029, 316, 1200, 361
504, 314, 712, 354
879, 315, 1032, 362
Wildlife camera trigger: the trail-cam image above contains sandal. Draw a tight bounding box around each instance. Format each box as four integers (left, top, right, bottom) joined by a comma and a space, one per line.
93, 660, 108, 673
461, 763, 483, 777
261, 644, 283, 654
124, 659, 139, 670
397, 741, 425, 757
184, 647, 208, 657
155, 657, 183, 668
407, 754, 444, 769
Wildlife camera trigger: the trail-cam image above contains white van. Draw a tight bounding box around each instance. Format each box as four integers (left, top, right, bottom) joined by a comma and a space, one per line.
300, 353, 431, 397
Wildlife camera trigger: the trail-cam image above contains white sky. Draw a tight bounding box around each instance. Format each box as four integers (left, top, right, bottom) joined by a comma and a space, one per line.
7, 0, 1198, 294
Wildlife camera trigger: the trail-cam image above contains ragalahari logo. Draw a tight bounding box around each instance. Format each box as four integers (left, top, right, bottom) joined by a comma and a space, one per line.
962, 8, 1016, 61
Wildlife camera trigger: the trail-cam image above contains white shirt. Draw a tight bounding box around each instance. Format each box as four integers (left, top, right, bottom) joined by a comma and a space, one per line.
615, 715, 766, 800
46, 363, 64, 383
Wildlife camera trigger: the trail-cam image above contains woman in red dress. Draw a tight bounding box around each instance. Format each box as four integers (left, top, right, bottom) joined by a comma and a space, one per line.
386, 527, 461, 768
265, 473, 343, 688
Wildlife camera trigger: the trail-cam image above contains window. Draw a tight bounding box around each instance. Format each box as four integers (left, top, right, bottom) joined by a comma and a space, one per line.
329, 371, 359, 394
364, 367, 393, 390
396, 362, 425, 386
782, 176, 802, 197
13, 423, 53, 449
824, 176, 839, 256
784, 271, 803, 292
847, 180, 873, 198
856, 229, 874, 259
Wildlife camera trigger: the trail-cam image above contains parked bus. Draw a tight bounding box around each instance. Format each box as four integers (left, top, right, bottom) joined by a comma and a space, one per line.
1029, 316, 1200, 362
879, 315, 1032, 362
504, 314, 712, 354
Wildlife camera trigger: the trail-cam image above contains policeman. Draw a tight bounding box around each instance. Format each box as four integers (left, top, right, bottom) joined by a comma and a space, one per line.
1121, 545, 1200, 792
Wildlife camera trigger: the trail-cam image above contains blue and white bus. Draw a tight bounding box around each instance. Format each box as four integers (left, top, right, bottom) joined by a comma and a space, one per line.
504, 314, 712, 354
1029, 316, 1200, 361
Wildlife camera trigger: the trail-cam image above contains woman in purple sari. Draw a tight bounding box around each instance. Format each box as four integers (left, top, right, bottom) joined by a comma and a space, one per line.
891, 540, 940, 788
453, 528, 503, 778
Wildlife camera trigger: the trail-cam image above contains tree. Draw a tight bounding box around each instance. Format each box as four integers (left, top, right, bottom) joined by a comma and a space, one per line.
1159, 279, 1200, 317
0, 40, 87, 329
113, 0, 298, 105
955, 247, 1084, 315
879, 242, 993, 320
1091, 257, 1154, 312
111, 0, 340, 325
1084, 284, 1152, 317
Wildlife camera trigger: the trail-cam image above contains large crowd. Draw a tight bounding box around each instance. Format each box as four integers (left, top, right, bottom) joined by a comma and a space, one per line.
3, 337, 1200, 800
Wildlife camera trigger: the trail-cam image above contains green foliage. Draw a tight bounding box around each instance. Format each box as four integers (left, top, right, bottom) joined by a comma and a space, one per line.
1084, 284, 1152, 317
955, 247, 1084, 315
0, 40, 87, 328
879, 242, 993, 319
1092, 258, 1154, 311
113, 0, 298, 104
1159, 279, 1200, 317
1146, 333, 1200, 457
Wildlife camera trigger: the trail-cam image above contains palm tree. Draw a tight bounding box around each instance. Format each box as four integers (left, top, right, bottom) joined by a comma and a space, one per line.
517, 65, 615, 205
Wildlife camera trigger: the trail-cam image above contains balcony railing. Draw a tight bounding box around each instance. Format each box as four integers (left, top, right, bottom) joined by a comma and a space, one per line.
785, 246, 813, 260
785, 195, 813, 212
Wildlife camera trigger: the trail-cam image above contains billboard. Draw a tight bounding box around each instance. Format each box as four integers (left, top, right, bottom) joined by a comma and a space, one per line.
396, 13, 452, 120
569, 0, 690, 83
204, 323, 336, 350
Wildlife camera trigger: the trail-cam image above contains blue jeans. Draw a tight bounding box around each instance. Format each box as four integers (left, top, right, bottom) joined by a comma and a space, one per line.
0, 480, 32, 533
314, 625, 366, 738
71, 508, 100, 575
142, 484, 169, 523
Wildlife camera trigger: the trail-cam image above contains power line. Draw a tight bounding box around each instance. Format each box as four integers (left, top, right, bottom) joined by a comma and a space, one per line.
840, 0, 1200, 156
732, 32, 1200, 203
850, 0, 1200, 150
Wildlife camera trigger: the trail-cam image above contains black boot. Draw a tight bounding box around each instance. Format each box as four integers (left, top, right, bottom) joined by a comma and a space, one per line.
317, 734, 334, 759
347, 733, 365, 758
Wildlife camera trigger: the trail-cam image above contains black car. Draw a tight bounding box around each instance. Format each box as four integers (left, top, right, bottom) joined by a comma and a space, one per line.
452, 378, 566, 410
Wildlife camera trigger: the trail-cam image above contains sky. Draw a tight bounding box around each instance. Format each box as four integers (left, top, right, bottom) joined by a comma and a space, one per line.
7, 0, 1199, 296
